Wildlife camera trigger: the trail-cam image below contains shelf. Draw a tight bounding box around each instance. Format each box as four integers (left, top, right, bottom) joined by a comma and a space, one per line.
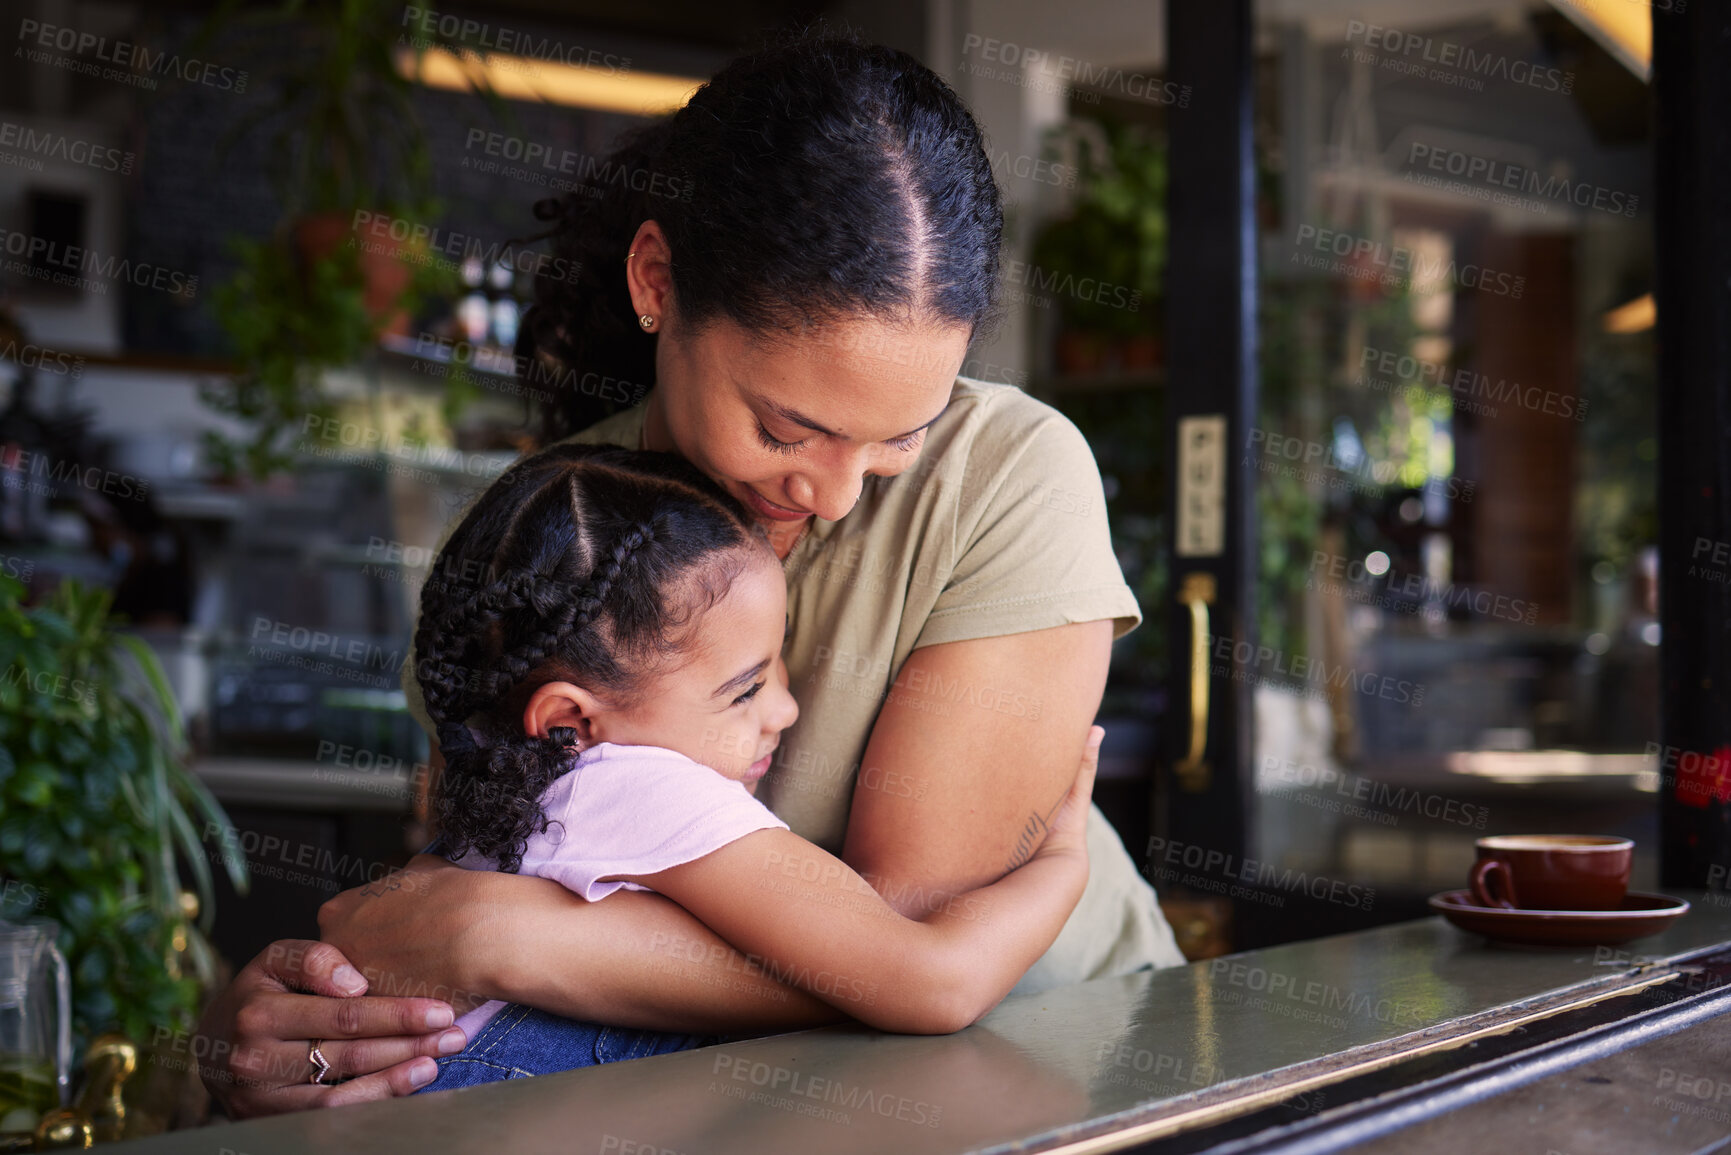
376, 332, 519, 380
193, 756, 414, 813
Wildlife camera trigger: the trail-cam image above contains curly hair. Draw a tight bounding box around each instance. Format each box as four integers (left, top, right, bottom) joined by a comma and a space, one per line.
515, 33, 1005, 442
414, 443, 760, 872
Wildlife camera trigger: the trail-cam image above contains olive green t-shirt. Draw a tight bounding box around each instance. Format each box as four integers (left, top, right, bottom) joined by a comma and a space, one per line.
407, 377, 1183, 992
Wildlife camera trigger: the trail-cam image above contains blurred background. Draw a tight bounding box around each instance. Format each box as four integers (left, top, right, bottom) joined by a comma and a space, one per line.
0, 0, 1668, 1138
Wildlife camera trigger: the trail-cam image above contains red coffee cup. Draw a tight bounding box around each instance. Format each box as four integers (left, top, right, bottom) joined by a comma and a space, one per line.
1468, 834, 1633, 911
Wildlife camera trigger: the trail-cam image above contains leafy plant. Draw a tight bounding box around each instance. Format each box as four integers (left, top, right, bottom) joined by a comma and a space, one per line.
0, 577, 247, 1054
1032, 121, 1169, 338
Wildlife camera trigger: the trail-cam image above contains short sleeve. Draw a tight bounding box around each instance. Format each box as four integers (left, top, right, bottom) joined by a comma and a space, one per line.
916, 405, 1142, 650
519, 744, 788, 901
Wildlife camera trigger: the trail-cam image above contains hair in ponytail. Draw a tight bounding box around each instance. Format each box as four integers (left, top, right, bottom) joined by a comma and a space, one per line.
415, 443, 759, 872
517, 34, 1005, 443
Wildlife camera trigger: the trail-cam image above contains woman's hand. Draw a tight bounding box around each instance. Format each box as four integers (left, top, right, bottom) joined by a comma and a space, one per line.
1031, 726, 1102, 866
195, 939, 464, 1118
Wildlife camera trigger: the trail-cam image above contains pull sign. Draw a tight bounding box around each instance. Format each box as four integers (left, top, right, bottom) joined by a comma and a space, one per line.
1176, 415, 1227, 558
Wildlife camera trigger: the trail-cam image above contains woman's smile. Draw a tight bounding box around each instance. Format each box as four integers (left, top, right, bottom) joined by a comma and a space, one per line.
740, 486, 813, 522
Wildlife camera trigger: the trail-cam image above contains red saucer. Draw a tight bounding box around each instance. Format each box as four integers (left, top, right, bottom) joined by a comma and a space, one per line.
1429, 889, 1690, 946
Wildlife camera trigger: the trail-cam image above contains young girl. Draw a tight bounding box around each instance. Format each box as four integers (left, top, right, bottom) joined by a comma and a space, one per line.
406, 443, 1095, 1091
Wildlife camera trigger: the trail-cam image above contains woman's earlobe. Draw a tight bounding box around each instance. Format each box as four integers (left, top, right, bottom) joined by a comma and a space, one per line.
623, 220, 674, 322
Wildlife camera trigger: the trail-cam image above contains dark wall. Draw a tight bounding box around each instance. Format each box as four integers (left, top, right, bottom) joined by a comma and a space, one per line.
120, 14, 701, 356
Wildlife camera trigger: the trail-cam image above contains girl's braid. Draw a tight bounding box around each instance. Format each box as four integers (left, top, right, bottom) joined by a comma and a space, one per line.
419, 445, 757, 872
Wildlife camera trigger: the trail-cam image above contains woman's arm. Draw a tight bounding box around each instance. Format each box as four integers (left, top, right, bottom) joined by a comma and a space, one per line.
842, 620, 1116, 911
626, 729, 1097, 1034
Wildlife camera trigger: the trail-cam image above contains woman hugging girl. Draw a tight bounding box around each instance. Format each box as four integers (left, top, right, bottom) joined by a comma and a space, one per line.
408, 442, 1096, 1090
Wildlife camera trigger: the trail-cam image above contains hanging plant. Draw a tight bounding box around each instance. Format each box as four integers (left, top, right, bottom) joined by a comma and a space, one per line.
195, 0, 495, 479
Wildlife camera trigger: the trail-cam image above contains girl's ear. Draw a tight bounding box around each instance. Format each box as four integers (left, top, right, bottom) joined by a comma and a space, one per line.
523, 682, 610, 747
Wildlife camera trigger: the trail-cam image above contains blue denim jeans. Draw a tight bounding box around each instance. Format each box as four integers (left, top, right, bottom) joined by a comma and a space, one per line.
416, 1003, 718, 1092
408, 839, 717, 1092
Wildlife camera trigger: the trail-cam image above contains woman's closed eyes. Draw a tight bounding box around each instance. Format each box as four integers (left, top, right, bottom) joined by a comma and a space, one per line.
755, 421, 926, 456
755, 422, 808, 456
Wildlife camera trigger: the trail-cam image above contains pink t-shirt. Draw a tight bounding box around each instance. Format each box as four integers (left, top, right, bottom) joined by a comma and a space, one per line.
448, 742, 788, 1036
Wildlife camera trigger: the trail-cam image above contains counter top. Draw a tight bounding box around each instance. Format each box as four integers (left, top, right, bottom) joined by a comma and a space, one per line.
119, 894, 1731, 1155
193, 757, 414, 813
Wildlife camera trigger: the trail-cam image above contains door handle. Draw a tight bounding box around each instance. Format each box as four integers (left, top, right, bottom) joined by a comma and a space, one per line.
1175, 572, 1216, 793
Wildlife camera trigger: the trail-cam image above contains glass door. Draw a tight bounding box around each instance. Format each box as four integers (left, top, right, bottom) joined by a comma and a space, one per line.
1246, 0, 1658, 940
922, 0, 1660, 953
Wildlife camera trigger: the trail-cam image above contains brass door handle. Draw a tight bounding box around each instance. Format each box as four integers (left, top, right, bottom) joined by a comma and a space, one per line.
1175, 572, 1216, 793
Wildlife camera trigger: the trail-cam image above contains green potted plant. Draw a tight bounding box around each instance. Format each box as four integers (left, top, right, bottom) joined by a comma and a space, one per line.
198, 0, 489, 478
0, 576, 248, 1134
1032, 120, 1169, 377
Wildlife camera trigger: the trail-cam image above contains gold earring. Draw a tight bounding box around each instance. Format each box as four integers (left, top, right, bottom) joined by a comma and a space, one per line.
639, 314, 656, 331
625, 251, 636, 263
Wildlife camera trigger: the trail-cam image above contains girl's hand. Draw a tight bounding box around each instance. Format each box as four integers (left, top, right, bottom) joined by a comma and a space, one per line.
316, 855, 495, 1007
1032, 725, 1103, 866
195, 939, 462, 1117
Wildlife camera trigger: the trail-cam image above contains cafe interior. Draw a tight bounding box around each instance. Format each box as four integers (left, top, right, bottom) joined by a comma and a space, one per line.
1, 0, 1728, 1151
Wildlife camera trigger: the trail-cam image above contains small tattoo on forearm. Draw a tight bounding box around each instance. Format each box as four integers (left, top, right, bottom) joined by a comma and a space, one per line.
1006, 812, 1050, 870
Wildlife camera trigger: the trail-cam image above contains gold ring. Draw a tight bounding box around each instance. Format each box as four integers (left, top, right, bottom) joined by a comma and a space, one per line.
308, 1039, 331, 1085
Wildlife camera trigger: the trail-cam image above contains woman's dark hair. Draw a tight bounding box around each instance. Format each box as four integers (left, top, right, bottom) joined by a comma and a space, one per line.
518, 35, 1004, 442
415, 443, 760, 872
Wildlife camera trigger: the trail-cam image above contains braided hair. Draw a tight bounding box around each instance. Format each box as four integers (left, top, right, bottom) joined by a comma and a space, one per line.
415, 443, 760, 872
517, 33, 1005, 442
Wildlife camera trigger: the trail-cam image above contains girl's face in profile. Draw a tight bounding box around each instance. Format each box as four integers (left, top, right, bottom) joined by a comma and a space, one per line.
650, 314, 968, 529
575, 544, 800, 792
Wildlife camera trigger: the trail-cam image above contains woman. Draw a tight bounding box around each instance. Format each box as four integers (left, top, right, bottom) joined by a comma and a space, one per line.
196, 36, 1183, 1116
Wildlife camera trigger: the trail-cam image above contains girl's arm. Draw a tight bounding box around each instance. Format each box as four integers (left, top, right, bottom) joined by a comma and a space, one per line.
318, 856, 843, 1035
315, 715, 1104, 1033
621, 731, 1097, 1034
290, 713, 1102, 1119
319, 724, 1096, 1034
